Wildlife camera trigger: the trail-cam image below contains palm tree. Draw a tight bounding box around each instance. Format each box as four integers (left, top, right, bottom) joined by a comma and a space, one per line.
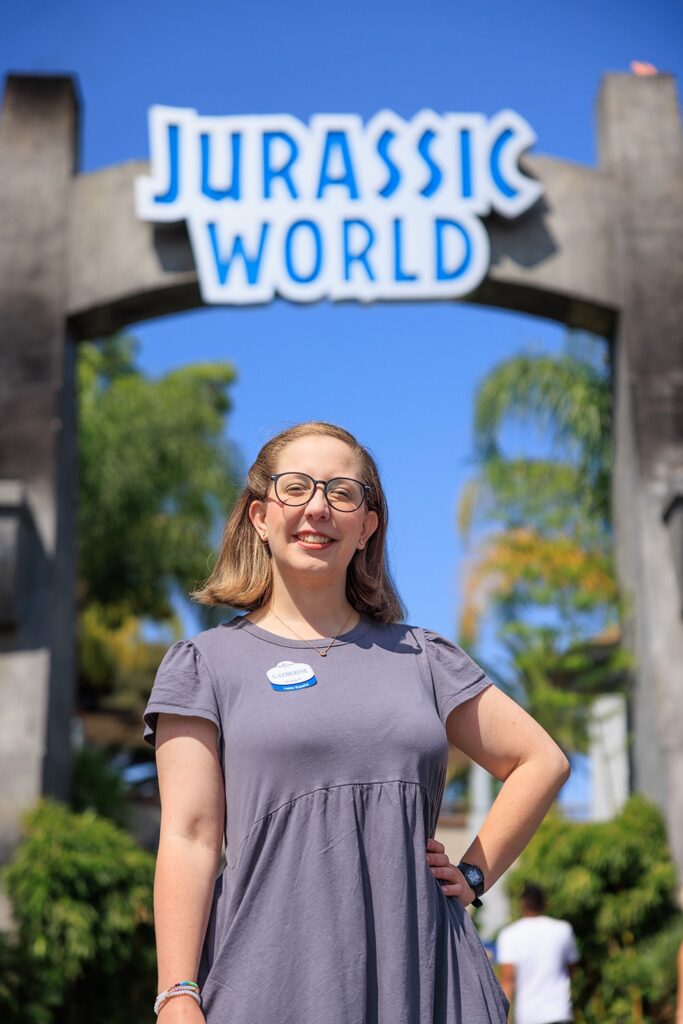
472, 344, 612, 522
458, 335, 626, 752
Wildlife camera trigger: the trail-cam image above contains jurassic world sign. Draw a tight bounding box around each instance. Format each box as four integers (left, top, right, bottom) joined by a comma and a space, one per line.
135, 107, 542, 305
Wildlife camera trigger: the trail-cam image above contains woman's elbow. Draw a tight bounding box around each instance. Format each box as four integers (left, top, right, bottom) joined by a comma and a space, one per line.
527, 738, 570, 790
550, 747, 572, 788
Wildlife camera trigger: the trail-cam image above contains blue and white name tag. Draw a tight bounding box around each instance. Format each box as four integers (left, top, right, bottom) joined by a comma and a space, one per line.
267, 660, 318, 691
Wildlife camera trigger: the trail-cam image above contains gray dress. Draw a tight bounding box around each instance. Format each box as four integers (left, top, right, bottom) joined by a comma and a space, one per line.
143, 615, 509, 1024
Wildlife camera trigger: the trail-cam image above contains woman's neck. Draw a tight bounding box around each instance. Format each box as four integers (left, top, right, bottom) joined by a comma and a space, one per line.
249, 580, 359, 639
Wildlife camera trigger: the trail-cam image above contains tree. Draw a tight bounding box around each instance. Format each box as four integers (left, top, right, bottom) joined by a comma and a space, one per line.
472, 340, 612, 522
76, 334, 240, 715
458, 335, 626, 751
504, 795, 683, 1024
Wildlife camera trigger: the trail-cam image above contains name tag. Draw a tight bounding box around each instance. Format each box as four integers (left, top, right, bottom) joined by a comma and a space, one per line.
267, 660, 318, 691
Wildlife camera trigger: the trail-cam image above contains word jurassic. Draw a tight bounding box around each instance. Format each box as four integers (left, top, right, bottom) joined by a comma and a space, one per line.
136, 107, 542, 305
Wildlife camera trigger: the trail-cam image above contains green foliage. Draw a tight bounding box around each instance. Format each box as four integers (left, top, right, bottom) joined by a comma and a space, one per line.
474, 347, 612, 523
458, 334, 625, 750
71, 744, 129, 826
462, 337, 614, 601
78, 333, 240, 624
78, 600, 178, 710
498, 624, 596, 752
506, 796, 683, 1023
0, 799, 156, 1024
459, 457, 607, 545
76, 333, 240, 714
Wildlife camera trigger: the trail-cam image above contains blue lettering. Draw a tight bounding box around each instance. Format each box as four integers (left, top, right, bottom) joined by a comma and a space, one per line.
376, 130, 401, 199
201, 132, 241, 201
343, 220, 376, 281
285, 220, 323, 283
316, 131, 359, 199
263, 132, 299, 199
459, 129, 473, 199
418, 129, 442, 198
489, 127, 517, 199
207, 222, 269, 285
154, 123, 180, 204
393, 219, 418, 282
435, 219, 472, 280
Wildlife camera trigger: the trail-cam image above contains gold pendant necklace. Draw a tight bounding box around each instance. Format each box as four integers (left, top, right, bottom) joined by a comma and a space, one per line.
267, 607, 356, 657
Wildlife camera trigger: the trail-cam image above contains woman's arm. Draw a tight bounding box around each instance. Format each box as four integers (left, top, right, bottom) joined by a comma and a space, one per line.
675, 938, 683, 1024
153, 713, 225, 1019
446, 685, 570, 892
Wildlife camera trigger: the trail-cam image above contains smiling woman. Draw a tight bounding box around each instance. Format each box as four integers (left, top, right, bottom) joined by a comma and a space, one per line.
244, 431, 382, 625
191, 421, 403, 622
142, 420, 570, 1024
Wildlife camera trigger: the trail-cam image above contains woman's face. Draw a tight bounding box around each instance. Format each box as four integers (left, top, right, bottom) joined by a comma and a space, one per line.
249, 435, 379, 590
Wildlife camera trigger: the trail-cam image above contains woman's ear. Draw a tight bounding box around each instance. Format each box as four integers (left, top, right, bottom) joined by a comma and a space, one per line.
248, 499, 268, 540
358, 509, 379, 548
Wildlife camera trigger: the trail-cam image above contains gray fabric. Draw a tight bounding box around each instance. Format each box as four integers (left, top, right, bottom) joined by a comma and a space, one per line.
143, 615, 509, 1023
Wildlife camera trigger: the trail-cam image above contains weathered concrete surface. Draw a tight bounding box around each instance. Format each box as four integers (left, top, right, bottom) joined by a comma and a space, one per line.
600, 73, 683, 879
0, 76, 78, 861
589, 695, 629, 822
65, 155, 618, 340
67, 161, 199, 338
0, 649, 50, 858
479, 154, 618, 335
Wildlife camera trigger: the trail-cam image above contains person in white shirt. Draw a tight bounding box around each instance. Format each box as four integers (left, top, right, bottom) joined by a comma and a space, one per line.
497, 882, 580, 1024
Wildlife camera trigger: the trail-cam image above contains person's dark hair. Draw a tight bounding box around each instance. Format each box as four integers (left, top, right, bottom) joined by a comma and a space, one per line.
191, 421, 406, 623
521, 882, 546, 913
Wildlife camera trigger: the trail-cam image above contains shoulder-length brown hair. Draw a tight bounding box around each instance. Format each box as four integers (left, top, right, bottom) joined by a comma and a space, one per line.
191, 421, 406, 623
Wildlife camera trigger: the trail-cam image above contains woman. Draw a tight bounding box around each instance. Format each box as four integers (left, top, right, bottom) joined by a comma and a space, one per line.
143, 421, 570, 1023
676, 937, 683, 1024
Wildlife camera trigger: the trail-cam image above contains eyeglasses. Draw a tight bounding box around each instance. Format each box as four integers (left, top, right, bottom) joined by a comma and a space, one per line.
269, 472, 370, 512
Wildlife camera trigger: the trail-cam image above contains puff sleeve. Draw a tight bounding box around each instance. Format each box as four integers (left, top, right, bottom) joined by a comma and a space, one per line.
142, 640, 221, 749
423, 629, 493, 727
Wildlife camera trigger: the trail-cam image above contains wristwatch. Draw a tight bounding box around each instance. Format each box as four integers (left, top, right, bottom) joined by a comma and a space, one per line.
456, 861, 485, 908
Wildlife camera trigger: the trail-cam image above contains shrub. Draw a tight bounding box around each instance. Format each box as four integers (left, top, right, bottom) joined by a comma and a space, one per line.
505, 795, 683, 1023
0, 798, 156, 1024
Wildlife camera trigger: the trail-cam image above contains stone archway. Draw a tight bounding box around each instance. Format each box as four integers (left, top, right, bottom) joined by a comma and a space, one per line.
1, 72, 681, 878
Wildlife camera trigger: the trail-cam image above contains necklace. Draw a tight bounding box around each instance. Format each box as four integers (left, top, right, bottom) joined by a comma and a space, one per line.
267, 606, 357, 657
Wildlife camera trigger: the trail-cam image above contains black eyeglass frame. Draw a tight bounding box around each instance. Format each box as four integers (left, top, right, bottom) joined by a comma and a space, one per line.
268, 472, 371, 512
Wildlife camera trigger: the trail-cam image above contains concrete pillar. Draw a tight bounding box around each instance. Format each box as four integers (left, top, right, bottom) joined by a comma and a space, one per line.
0, 76, 79, 867
599, 74, 683, 873
589, 694, 629, 822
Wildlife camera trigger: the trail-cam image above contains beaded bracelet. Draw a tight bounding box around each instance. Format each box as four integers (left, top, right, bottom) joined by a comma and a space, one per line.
154, 980, 202, 1016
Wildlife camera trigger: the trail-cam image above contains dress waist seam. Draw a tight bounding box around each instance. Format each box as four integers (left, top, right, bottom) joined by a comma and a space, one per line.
225, 778, 437, 871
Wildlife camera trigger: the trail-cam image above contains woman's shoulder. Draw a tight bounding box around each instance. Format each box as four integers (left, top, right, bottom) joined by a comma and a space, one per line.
394, 621, 475, 651
371, 619, 451, 643
157, 616, 250, 665
369, 621, 483, 671
365, 618, 447, 651
187, 614, 251, 651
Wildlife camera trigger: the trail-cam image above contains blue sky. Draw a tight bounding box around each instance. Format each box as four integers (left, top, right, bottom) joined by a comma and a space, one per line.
3, 3, 681, 668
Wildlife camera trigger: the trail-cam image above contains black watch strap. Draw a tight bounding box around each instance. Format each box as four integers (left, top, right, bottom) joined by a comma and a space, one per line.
456, 860, 485, 907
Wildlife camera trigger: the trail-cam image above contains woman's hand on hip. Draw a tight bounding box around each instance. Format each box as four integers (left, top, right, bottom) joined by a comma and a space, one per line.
426, 838, 475, 907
